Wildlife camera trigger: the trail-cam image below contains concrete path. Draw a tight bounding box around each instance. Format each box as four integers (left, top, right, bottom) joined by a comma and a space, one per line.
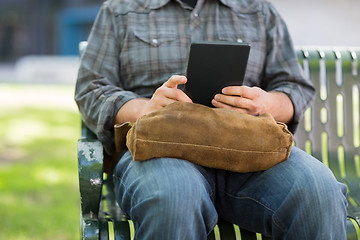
0, 84, 78, 111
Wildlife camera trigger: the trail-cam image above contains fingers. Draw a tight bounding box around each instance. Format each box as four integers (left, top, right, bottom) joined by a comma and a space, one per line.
213, 86, 265, 115
214, 86, 253, 109
212, 98, 246, 112
153, 94, 177, 107
153, 75, 193, 106
221, 85, 258, 99
175, 90, 193, 103
213, 94, 253, 112
161, 87, 192, 103
164, 75, 187, 88
141, 75, 192, 116
164, 75, 192, 103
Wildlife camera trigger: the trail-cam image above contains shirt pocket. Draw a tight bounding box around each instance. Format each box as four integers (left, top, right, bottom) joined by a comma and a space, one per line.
214, 12, 266, 87
215, 12, 262, 44
133, 29, 177, 47
121, 28, 187, 92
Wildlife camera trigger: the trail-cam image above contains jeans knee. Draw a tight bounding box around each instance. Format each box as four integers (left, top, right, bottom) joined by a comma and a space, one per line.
135, 166, 215, 218
115, 157, 218, 236
273, 149, 348, 237
285, 158, 346, 210
287, 147, 346, 202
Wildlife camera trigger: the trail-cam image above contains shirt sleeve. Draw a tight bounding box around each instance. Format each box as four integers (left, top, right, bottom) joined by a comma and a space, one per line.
262, 2, 315, 133
75, 2, 139, 155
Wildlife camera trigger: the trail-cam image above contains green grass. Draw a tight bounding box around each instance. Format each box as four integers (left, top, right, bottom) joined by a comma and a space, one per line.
0, 86, 81, 240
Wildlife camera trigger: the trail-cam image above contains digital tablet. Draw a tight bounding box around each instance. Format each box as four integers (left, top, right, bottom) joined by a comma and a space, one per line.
184, 41, 251, 107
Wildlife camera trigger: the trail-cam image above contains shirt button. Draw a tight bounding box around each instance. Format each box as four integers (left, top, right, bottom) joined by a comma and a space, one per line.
151, 39, 158, 46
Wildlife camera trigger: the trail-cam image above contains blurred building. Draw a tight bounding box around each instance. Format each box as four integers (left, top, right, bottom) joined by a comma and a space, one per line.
1, 0, 360, 63
0, 0, 103, 62
271, 0, 360, 48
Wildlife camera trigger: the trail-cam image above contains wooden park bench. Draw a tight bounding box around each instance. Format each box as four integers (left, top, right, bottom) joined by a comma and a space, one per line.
77, 42, 360, 239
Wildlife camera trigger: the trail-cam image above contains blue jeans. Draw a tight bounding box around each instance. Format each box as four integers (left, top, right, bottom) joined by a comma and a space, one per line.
113, 146, 348, 239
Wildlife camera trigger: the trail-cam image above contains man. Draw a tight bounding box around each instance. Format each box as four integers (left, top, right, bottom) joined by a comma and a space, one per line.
75, 0, 348, 239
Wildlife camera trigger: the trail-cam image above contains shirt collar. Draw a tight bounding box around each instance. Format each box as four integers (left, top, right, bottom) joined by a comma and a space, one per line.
133, 0, 261, 13
133, 0, 171, 10
218, 0, 261, 14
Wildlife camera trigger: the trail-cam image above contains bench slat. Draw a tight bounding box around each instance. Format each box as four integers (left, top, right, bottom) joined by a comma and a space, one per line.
79, 43, 360, 239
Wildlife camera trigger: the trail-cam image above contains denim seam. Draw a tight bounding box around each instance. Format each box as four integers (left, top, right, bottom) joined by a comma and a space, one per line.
272, 214, 287, 234
114, 172, 217, 212
219, 189, 287, 233
113, 174, 137, 207
208, 216, 219, 235
114, 172, 219, 236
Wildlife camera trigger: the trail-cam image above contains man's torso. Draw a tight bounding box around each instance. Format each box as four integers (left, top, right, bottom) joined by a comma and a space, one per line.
108, 0, 267, 97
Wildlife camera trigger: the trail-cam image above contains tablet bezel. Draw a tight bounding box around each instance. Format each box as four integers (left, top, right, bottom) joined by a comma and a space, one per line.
184, 41, 251, 107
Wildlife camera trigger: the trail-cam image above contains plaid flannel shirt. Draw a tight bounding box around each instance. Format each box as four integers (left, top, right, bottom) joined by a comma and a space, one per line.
75, 0, 315, 155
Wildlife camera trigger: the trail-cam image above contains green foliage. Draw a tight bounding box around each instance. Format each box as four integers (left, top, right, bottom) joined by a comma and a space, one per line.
0, 87, 81, 240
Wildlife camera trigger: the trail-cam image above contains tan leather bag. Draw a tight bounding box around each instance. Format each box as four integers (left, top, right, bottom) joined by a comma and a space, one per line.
115, 102, 293, 173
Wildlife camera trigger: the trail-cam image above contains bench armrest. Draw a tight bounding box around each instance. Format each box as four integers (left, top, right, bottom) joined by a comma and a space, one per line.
78, 139, 104, 218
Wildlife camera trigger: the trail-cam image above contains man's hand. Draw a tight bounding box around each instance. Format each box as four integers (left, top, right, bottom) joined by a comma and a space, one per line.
211, 86, 294, 124
113, 75, 192, 124
141, 75, 192, 115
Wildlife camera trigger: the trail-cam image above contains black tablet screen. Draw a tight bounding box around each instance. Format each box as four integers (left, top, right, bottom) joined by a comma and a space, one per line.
185, 41, 251, 107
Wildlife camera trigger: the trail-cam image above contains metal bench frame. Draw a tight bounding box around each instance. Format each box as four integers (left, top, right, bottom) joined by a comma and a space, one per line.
78, 43, 360, 239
